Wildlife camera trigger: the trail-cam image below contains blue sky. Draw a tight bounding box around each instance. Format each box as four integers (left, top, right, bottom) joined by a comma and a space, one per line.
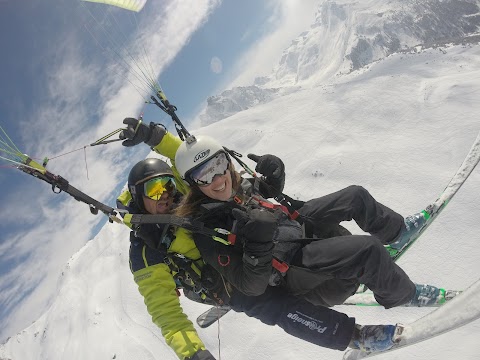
0, 0, 318, 342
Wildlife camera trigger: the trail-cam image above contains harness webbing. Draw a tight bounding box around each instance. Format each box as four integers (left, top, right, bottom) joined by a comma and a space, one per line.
126, 213, 237, 245
223, 148, 302, 222
251, 195, 300, 221
163, 253, 209, 300
127, 211, 291, 274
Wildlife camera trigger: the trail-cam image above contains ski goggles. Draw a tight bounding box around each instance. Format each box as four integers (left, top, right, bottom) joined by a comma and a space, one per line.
143, 176, 177, 200
189, 151, 230, 186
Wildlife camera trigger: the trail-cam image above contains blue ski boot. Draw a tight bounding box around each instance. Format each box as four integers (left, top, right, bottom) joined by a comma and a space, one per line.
390, 211, 428, 250
406, 284, 446, 307
349, 324, 399, 352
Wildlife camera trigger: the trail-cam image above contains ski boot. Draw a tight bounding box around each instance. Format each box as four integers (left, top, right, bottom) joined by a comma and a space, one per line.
389, 211, 428, 250
406, 284, 453, 307
349, 324, 400, 352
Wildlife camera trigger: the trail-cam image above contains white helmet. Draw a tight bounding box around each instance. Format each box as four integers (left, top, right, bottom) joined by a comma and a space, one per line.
175, 135, 227, 183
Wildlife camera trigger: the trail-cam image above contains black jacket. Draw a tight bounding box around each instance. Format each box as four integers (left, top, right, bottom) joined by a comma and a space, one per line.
193, 200, 274, 297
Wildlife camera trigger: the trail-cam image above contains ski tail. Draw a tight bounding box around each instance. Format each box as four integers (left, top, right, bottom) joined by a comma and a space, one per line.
386, 130, 480, 261
196, 305, 231, 328
343, 288, 461, 307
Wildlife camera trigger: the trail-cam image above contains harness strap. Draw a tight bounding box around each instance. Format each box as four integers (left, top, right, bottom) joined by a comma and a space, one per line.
127, 213, 237, 245
272, 258, 289, 273
248, 171, 301, 222
128, 211, 290, 279
164, 253, 211, 301
252, 195, 300, 220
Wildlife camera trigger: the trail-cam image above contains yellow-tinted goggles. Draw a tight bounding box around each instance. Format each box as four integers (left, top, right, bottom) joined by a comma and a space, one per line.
143, 176, 176, 200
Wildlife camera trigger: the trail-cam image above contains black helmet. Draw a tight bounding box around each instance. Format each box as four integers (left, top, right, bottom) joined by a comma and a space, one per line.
128, 158, 174, 212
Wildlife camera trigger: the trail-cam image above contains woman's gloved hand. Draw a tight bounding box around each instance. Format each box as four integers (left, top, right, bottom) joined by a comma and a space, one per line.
248, 153, 285, 198
232, 208, 277, 260
119, 117, 166, 147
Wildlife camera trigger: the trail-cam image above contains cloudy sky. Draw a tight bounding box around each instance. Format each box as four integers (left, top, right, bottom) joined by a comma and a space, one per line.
0, 0, 319, 341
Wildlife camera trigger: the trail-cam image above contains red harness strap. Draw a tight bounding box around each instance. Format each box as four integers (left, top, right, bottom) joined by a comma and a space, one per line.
272, 258, 289, 273
250, 196, 297, 273
228, 196, 294, 273
227, 233, 237, 245
252, 196, 300, 220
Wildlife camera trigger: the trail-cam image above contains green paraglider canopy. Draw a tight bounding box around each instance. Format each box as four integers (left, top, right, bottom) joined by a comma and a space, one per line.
82, 0, 147, 12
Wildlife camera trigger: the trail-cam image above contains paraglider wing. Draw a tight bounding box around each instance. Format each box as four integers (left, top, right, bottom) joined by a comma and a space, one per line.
82, 0, 147, 12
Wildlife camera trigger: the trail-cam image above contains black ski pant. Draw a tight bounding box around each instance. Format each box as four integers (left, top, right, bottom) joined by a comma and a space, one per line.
230, 285, 355, 351
299, 185, 404, 243
289, 185, 416, 308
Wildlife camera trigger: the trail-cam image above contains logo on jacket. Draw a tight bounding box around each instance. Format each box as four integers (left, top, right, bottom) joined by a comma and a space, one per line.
287, 312, 328, 334
194, 149, 210, 163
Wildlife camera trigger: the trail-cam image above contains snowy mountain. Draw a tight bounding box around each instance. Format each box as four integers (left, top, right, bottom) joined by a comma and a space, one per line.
2, 1, 480, 359
200, 0, 480, 126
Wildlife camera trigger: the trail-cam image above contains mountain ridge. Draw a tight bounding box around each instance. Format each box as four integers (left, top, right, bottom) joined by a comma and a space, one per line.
200, 0, 480, 126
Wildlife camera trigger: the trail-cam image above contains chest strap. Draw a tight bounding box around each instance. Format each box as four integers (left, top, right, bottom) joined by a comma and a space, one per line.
251, 195, 300, 221
163, 253, 212, 301
127, 212, 289, 275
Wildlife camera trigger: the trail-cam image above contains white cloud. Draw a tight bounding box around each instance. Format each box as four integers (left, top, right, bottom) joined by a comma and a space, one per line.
188, 0, 320, 130
210, 56, 223, 74
226, 0, 321, 87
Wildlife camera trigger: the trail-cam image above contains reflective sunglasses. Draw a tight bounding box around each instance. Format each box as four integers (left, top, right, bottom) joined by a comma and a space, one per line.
143, 176, 177, 200
190, 152, 230, 186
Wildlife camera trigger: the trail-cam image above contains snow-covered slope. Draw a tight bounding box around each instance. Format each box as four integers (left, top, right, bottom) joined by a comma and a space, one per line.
2, 40, 480, 360
2, 1, 480, 359
200, 0, 480, 126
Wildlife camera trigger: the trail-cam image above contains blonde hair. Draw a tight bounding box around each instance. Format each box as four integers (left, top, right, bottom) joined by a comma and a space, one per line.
175, 162, 241, 217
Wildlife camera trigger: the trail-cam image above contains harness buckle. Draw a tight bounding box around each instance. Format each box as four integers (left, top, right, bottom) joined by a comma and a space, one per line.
272, 258, 289, 273
233, 195, 243, 204
215, 228, 231, 235
212, 228, 237, 245
164, 256, 173, 266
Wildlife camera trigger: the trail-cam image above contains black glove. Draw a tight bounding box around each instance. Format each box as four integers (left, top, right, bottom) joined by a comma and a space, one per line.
120, 117, 166, 147
232, 208, 276, 259
248, 153, 285, 198
188, 349, 216, 360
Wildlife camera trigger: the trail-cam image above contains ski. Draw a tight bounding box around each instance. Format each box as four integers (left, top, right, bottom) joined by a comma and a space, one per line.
194, 288, 460, 328
196, 305, 231, 328
342, 288, 461, 307
385, 131, 480, 262
354, 130, 480, 295
343, 277, 480, 359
